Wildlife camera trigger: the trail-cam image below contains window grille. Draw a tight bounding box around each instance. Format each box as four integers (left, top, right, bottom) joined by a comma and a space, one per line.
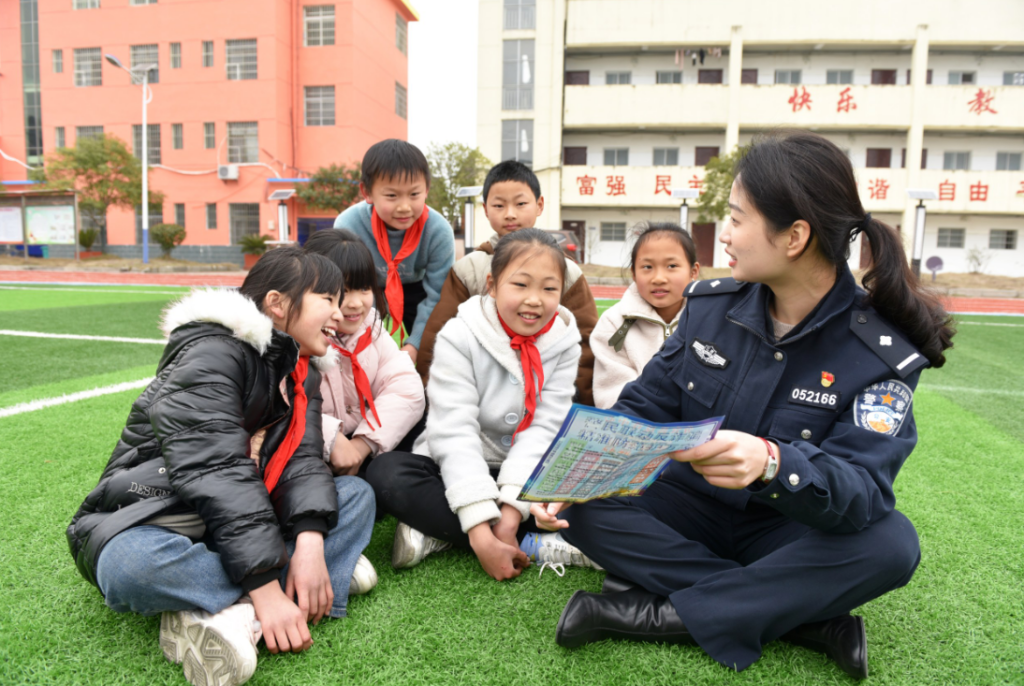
936, 228, 965, 248
304, 6, 336, 47
204, 122, 215, 149
656, 71, 682, 84
396, 13, 408, 53
134, 203, 164, 244
206, 204, 218, 229
132, 124, 162, 164
653, 148, 679, 166
227, 122, 258, 163
989, 230, 1017, 250
130, 44, 159, 83
74, 48, 102, 87
175, 203, 185, 228
172, 123, 183, 150
53, 49, 63, 74
775, 69, 801, 84
73, 0, 100, 8
605, 71, 632, 85
226, 40, 257, 80
603, 148, 628, 166
395, 82, 407, 119
305, 86, 336, 126
55, 127, 65, 149
170, 43, 181, 69
202, 41, 214, 67
230, 203, 261, 244
503, 0, 536, 30
501, 120, 533, 166
502, 40, 534, 110
826, 70, 853, 84
942, 151, 970, 171
996, 152, 1022, 171
76, 125, 104, 140
600, 222, 626, 242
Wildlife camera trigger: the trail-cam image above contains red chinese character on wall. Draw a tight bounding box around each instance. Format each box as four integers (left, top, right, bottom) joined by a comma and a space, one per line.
788, 86, 812, 112
654, 175, 672, 195
577, 175, 596, 196
688, 175, 705, 194
969, 181, 989, 202
967, 88, 997, 115
1017, 181, 1024, 196
606, 175, 626, 196
938, 179, 956, 201
868, 178, 889, 200
837, 87, 857, 113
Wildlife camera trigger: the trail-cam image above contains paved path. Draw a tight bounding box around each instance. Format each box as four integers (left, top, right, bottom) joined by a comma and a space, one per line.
3, 271, 1022, 316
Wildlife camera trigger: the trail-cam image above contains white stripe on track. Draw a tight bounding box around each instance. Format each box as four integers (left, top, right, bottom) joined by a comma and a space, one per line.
0, 378, 154, 419
0, 329, 167, 345
922, 385, 1024, 398
956, 321, 1024, 328
0, 285, 190, 295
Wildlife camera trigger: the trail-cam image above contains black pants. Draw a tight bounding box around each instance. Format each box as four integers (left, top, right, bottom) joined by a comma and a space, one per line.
399, 279, 427, 343
366, 452, 541, 548
560, 466, 920, 672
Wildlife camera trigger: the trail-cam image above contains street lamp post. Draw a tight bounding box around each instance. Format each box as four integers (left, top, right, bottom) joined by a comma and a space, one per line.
456, 185, 483, 255
906, 189, 937, 279
105, 54, 157, 264
670, 188, 700, 229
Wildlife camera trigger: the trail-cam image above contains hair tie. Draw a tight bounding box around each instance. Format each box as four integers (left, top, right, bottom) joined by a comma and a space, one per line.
849, 213, 872, 241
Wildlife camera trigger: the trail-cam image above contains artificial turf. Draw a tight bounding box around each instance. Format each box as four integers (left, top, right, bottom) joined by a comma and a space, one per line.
0, 286, 1021, 685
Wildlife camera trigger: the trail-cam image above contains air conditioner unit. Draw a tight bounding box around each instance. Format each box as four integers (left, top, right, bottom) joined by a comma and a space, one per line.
218, 164, 239, 180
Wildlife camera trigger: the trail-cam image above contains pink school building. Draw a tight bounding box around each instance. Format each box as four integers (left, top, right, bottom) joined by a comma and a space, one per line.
0, 0, 417, 264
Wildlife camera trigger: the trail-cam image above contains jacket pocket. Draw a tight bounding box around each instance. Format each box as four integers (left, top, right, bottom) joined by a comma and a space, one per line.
672, 358, 724, 409
768, 408, 836, 445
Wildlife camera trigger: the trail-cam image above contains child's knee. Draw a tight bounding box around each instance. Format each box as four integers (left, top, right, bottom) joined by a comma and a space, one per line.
334, 475, 376, 515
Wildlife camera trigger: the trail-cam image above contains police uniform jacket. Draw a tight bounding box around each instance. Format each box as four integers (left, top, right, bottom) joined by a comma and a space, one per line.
613, 265, 927, 534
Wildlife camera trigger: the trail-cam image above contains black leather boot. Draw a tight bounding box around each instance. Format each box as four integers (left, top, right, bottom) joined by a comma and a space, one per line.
600, 574, 637, 594
782, 614, 868, 680
556, 589, 696, 649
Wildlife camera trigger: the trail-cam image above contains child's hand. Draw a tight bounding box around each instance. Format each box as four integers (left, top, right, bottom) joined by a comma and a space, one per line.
401, 344, 418, 364
249, 581, 312, 653
329, 435, 372, 476
285, 531, 333, 625
492, 504, 522, 549
468, 523, 529, 581
531, 502, 570, 531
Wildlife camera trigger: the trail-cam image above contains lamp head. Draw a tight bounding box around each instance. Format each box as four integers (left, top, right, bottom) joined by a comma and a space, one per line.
104, 54, 125, 69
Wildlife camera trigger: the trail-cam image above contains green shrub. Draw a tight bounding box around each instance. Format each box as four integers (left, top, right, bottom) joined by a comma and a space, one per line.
149, 223, 186, 258
238, 234, 269, 256
78, 227, 100, 252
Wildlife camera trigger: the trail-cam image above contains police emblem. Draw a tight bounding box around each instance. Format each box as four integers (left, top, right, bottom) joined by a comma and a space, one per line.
691, 338, 730, 369
853, 379, 913, 435
821, 371, 835, 388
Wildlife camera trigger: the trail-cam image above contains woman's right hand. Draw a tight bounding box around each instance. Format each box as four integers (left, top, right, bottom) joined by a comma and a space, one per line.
468, 523, 529, 581
531, 502, 570, 531
249, 581, 312, 653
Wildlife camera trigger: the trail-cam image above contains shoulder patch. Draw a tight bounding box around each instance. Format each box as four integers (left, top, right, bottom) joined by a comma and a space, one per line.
849, 312, 929, 379
685, 278, 747, 298
853, 379, 913, 435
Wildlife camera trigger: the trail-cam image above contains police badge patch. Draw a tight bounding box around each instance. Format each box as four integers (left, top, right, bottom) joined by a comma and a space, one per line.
853, 379, 914, 435
691, 338, 730, 369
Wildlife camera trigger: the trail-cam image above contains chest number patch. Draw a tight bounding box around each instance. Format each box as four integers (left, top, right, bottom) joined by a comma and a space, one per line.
691, 338, 730, 369
854, 379, 914, 435
789, 387, 842, 411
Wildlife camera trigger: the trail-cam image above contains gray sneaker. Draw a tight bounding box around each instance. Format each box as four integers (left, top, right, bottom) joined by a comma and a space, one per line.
391, 522, 452, 569
159, 602, 260, 686
349, 554, 378, 595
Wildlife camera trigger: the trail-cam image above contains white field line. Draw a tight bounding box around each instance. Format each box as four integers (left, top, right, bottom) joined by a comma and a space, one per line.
923, 385, 1024, 398
0, 378, 154, 419
0, 285, 189, 295
0, 330, 167, 345
956, 321, 1024, 327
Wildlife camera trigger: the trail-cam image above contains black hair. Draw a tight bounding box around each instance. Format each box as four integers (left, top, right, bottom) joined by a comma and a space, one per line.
239, 246, 344, 331
361, 139, 431, 192
491, 228, 566, 287
629, 222, 699, 275
734, 129, 954, 367
303, 229, 387, 320
482, 160, 542, 202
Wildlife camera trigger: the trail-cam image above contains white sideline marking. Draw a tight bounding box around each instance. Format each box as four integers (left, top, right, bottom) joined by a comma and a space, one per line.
0, 330, 167, 345
0, 378, 154, 419
923, 385, 1024, 398
0, 285, 188, 295
956, 321, 1024, 328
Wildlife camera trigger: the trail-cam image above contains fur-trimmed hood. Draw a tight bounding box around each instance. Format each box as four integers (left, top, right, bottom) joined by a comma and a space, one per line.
161, 288, 336, 370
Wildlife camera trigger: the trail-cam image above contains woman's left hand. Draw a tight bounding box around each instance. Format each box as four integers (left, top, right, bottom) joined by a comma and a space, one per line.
669, 430, 774, 490
285, 531, 333, 625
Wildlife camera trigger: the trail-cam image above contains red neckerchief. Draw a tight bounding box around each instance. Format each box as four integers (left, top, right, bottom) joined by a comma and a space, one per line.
497, 312, 558, 441
263, 355, 309, 494
371, 205, 429, 343
331, 325, 381, 431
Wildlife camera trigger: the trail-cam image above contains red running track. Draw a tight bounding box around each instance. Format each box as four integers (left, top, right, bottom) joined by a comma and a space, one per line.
3, 271, 1022, 315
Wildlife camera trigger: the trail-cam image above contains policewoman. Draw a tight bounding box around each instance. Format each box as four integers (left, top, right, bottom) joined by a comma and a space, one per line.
536, 131, 955, 679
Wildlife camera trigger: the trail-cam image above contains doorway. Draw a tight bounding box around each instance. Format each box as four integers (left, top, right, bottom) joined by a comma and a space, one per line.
691, 223, 716, 268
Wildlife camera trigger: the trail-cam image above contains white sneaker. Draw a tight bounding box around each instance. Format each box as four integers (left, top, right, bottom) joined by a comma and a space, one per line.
349, 554, 378, 595
521, 532, 604, 571
160, 602, 260, 686
391, 522, 452, 569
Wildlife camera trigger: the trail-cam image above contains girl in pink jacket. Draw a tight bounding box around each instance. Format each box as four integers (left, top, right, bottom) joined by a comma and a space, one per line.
305, 230, 426, 477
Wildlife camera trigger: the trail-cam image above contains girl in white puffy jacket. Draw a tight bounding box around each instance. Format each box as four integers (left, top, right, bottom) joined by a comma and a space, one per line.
367, 229, 601, 581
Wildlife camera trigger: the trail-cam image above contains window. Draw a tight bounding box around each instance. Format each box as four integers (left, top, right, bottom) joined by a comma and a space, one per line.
695, 146, 720, 166
605, 72, 632, 85
74, 48, 102, 87
227, 122, 258, 163
305, 86, 336, 126
502, 40, 534, 110
304, 6, 335, 47
54, 127, 65, 149
170, 43, 181, 69
563, 146, 587, 165
395, 82, 407, 119
827, 70, 853, 85
230, 203, 261, 244
172, 123, 183, 150
698, 69, 723, 84
989, 229, 1017, 250
501, 120, 534, 166
996, 152, 1022, 171
937, 228, 965, 248
1004, 72, 1024, 86
52, 49, 63, 74
226, 39, 257, 80
866, 148, 892, 168
740, 68, 757, 84
76, 125, 104, 140
775, 70, 801, 85
948, 71, 975, 85
132, 124, 161, 164
202, 41, 214, 67
73, 0, 100, 8
565, 70, 589, 85
204, 122, 215, 149
871, 69, 896, 85
206, 203, 217, 230
943, 152, 970, 171
504, 0, 536, 30
396, 13, 408, 54
603, 148, 628, 166
130, 0, 158, 5
130, 44, 159, 83
134, 203, 163, 244
600, 222, 626, 242
174, 203, 185, 228
656, 71, 682, 84
653, 148, 679, 166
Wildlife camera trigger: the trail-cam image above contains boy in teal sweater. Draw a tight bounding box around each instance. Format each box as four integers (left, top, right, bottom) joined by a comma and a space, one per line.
334, 139, 455, 362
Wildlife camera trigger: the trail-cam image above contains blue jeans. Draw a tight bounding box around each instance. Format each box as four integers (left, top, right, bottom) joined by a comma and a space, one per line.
96, 476, 375, 619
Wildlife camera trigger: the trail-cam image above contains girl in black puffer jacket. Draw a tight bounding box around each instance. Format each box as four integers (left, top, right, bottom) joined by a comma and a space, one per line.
66, 247, 377, 686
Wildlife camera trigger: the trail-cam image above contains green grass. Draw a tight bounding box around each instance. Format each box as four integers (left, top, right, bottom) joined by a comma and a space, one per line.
0, 286, 1022, 685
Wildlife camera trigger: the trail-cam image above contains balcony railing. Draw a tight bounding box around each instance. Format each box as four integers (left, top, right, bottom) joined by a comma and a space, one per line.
503, 85, 534, 111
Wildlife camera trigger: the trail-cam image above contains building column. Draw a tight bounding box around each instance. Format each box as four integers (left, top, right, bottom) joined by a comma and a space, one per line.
902, 24, 929, 251
725, 25, 743, 153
